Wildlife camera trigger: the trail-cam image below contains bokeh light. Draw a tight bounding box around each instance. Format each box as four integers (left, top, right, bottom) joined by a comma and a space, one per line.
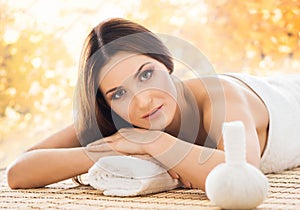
0, 0, 299, 168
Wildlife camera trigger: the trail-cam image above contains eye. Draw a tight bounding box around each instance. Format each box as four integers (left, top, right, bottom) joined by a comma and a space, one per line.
139, 69, 153, 81
111, 89, 126, 100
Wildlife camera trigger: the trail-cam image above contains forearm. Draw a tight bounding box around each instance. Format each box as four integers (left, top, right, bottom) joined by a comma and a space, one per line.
145, 134, 225, 191
6, 147, 100, 189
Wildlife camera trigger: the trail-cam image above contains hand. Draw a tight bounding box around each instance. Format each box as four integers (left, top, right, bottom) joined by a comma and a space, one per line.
86, 128, 164, 155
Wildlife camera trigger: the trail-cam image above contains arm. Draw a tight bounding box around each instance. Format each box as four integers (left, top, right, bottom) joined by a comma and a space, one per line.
144, 115, 261, 191
144, 134, 225, 190
7, 147, 97, 189
6, 124, 106, 189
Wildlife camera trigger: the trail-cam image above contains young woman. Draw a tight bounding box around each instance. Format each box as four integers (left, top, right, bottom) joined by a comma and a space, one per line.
7, 18, 300, 191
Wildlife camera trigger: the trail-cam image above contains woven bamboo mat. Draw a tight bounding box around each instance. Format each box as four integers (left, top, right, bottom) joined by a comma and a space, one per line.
0, 167, 299, 209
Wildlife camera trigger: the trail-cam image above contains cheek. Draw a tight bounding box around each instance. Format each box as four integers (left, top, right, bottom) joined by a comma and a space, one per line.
157, 72, 177, 97
156, 79, 177, 103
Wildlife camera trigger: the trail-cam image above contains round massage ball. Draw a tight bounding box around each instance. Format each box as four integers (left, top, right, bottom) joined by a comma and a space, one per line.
205, 121, 269, 209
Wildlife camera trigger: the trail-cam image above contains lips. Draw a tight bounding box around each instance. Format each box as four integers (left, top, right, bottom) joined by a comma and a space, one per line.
142, 105, 163, 119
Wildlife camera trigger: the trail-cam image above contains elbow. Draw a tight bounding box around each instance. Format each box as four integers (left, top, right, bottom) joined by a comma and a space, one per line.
6, 163, 22, 189
6, 150, 42, 189
6, 161, 31, 189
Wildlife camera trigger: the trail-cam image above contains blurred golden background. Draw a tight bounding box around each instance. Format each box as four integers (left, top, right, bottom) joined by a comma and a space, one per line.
1, 0, 299, 168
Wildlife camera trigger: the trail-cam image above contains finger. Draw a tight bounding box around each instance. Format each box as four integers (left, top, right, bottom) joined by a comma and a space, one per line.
180, 178, 192, 189
174, 173, 192, 188
85, 143, 112, 152
87, 136, 117, 147
119, 127, 143, 133
132, 154, 152, 160
87, 139, 106, 147
168, 169, 179, 179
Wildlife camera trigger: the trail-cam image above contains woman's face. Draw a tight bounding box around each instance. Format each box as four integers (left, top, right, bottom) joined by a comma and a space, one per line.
99, 52, 177, 130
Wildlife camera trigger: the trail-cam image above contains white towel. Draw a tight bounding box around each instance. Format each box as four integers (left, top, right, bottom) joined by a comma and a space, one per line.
88, 156, 181, 196
224, 74, 300, 173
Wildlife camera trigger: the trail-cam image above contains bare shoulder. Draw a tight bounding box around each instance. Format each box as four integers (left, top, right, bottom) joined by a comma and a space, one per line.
182, 75, 269, 150
183, 75, 237, 95
182, 75, 226, 103
183, 75, 268, 118
182, 75, 241, 106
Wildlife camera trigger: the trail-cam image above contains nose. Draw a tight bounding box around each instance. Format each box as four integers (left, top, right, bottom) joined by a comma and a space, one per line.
133, 91, 152, 110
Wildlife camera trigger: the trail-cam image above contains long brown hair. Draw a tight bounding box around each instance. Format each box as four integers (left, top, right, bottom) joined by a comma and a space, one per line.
74, 18, 174, 146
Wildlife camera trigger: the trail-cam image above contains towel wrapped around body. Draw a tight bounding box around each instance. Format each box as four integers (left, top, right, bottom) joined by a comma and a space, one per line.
224, 73, 300, 173
88, 156, 181, 196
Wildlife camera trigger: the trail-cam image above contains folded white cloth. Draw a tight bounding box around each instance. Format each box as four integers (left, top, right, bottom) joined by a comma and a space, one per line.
225, 74, 300, 173
88, 156, 181, 196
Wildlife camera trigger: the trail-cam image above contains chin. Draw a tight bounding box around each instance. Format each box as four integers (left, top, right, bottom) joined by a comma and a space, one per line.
151, 120, 171, 131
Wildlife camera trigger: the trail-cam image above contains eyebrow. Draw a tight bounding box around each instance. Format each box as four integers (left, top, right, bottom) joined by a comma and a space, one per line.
133, 62, 151, 79
105, 62, 152, 95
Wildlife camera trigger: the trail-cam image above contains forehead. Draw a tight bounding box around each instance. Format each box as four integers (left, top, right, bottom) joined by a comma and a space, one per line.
99, 52, 156, 90
100, 52, 147, 78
